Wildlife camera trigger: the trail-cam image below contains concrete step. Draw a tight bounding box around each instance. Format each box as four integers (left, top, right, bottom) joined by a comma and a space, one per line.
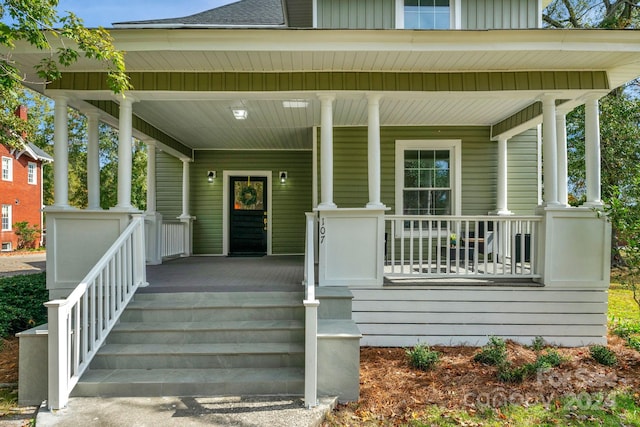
316, 287, 354, 319
90, 343, 305, 369
73, 367, 304, 397
108, 320, 304, 344
133, 291, 304, 303
120, 304, 304, 322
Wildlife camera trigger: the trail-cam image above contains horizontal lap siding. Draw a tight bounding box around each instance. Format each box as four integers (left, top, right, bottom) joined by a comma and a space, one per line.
350, 288, 607, 347
156, 151, 183, 219
191, 150, 312, 255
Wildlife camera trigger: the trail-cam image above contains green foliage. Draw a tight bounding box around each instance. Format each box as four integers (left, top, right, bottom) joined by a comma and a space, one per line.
496, 349, 567, 384
13, 221, 40, 250
473, 336, 507, 366
0, 273, 47, 339
530, 336, 546, 352
406, 344, 440, 371
536, 349, 567, 369
590, 345, 618, 366
0, 0, 131, 148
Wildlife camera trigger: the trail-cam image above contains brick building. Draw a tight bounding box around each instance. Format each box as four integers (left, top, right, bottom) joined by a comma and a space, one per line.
1, 106, 53, 251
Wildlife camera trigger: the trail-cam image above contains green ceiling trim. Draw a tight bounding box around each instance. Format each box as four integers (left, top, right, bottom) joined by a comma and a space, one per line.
87, 100, 192, 157
49, 70, 610, 92
492, 99, 570, 137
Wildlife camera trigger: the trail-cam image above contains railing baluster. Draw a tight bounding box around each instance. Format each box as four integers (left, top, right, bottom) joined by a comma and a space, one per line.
390, 221, 396, 274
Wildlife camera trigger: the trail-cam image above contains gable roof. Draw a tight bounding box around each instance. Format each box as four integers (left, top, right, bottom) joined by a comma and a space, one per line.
113, 0, 286, 28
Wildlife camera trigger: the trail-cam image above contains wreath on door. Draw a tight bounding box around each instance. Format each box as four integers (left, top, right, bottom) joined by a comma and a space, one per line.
240, 185, 258, 206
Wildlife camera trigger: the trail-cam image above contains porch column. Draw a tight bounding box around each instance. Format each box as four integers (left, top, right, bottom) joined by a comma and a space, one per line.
179, 158, 194, 257
584, 96, 603, 207
496, 136, 512, 215
366, 94, 385, 208
541, 95, 559, 206
146, 141, 157, 213
115, 95, 135, 210
318, 94, 337, 209
86, 111, 101, 210
52, 96, 69, 208
556, 112, 569, 207
179, 159, 191, 218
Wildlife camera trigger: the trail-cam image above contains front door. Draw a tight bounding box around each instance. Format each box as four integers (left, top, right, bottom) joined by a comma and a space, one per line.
229, 176, 268, 256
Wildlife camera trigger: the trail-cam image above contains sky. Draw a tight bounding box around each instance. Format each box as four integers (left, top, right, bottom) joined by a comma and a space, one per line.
55, 0, 237, 27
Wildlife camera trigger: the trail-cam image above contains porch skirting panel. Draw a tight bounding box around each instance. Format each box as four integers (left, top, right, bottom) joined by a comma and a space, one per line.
350, 287, 607, 347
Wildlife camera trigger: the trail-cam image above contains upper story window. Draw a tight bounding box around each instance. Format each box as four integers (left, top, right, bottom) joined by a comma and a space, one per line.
395, 140, 461, 224
28, 162, 37, 185
2, 157, 12, 181
396, 0, 459, 29
405, 0, 450, 29
1, 205, 11, 231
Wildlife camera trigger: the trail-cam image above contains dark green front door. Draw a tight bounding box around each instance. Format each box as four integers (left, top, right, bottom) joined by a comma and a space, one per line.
229, 176, 267, 256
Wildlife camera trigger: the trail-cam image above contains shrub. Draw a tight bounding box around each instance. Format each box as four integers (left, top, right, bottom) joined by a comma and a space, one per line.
497, 362, 536, 383
590, 345, 617, 366
13, 221, 40, 250
0, 273, 48, 338
530, 336, 546, 352
406, 344, 440, 371
474, 336, 507, 366
535, 349, 567, 369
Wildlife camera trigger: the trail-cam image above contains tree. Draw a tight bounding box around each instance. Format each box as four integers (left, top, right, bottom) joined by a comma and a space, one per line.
0, 0, 130, 148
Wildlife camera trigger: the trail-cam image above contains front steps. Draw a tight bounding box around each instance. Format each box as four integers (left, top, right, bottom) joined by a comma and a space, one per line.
73, 288, 362, 401
73, 291, 306, 397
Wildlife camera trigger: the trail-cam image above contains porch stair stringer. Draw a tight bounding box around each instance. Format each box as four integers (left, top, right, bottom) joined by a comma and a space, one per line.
73, 291, 306, 398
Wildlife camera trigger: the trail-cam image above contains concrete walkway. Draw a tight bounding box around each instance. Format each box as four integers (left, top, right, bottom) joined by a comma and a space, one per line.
36, 396, 336, 427
0, 252, 46, 277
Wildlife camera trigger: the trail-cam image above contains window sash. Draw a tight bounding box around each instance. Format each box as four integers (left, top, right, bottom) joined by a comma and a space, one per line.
1, 157, 11, 181
1, 205, 11, 231
28, 162, 37, 184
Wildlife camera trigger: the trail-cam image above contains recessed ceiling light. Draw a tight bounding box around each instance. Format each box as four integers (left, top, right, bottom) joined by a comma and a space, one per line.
232, 108, 248, 120
283, 100, 309, 108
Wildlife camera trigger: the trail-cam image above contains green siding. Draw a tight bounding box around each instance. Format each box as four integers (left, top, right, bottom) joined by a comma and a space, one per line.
156, 151, 183, 219
317, 0, 395, 29
507, 129, 539, 214
190, 150, 313, 255
322, 126, 537, 215
51, 71, 610, 93
463, 0, 539, 29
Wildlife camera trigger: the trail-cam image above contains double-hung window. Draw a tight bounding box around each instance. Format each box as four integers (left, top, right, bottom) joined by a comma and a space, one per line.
1, 205, 11, 231
395, 140, 461, 230
28, 162, 37, 185
1, 157, 12, 181
396, 0, 458, 29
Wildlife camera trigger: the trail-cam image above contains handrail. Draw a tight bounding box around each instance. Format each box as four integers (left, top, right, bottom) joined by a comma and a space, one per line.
385, 214, 542, 279
45, 214, 147, 410
303, 212, 319, 408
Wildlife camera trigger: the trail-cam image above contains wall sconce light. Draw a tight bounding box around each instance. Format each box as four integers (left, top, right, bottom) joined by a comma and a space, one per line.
207, 170, 216, 183
279, 171, 288, 183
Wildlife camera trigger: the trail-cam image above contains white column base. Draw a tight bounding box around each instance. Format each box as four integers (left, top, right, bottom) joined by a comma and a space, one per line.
317, 202, 337, 209
581, 201, 604, 208
366, 202, 386, 209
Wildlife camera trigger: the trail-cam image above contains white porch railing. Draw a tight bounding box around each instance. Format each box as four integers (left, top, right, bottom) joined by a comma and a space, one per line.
45, 215, 146, 410
303, 212, 319, 408
385, 215, 542, 279
161, 220, 185, 258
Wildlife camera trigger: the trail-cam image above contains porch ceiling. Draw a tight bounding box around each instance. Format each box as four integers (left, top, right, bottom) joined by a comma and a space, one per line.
8, 28, 640, 151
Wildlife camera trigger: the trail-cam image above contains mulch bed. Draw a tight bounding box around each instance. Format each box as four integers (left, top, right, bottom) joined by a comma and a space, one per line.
0, 338, 18, 385
327, 337, 640, 425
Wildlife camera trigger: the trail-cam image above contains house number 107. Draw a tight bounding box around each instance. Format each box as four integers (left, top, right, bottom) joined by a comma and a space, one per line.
319, 218, 326, 244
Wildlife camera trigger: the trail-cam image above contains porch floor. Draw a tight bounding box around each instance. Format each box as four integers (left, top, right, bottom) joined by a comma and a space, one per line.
142, 255, 304, 293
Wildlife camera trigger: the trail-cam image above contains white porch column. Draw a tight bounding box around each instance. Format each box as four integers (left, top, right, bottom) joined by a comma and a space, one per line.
115, 96, 135, 210
366, 94, 385, 208
496, 136, 512, 215
86, 112, 101, 210
541, 95, 559, 206
318, 94, 337, 209
584, 96, 603, 206
146, 141, 157, 213
556, 112, 569, 207
179, 159, 191, 218
52, 96, 69, 208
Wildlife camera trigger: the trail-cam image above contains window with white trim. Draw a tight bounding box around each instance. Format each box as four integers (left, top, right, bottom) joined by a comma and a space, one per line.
1, 205, 11, 231
1, 242, 11, 252
395, 140, 461, 223
2, 157, 12, 181
396, 0, 458, 29
27, 162, 37, 185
